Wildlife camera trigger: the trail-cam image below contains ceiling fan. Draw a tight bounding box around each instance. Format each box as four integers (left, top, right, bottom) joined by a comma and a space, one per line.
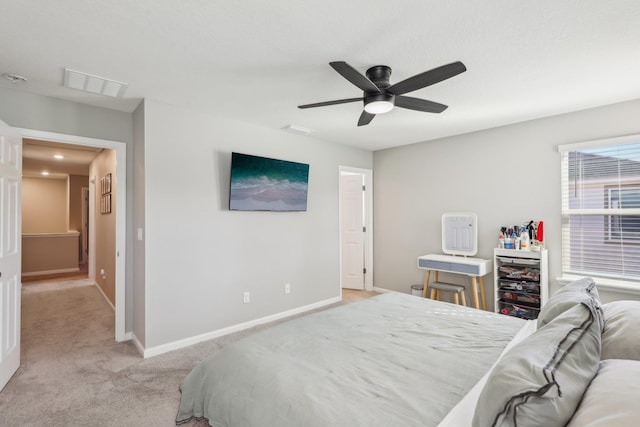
298, 61, 466, 126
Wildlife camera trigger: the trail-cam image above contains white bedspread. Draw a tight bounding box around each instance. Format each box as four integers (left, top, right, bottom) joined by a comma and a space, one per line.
177, 292, 526, 427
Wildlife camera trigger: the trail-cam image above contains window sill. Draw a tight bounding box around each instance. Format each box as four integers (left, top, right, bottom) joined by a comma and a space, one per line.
557, 275, 640, 296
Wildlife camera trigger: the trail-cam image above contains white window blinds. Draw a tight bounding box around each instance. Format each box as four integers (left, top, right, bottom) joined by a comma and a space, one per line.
559, 136, 640, 283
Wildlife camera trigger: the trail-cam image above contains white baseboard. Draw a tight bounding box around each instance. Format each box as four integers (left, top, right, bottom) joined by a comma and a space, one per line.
93, 282, 115, 311
131, 333, 145, 357
142, 296, 342, 358
22, 267, 80, 277
372, 286, 397, 294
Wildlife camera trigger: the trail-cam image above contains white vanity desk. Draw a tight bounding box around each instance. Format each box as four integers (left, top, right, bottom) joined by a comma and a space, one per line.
417, 254, 492, 310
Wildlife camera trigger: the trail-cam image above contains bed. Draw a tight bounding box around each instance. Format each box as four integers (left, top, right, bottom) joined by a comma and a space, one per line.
176, 279, 640, 426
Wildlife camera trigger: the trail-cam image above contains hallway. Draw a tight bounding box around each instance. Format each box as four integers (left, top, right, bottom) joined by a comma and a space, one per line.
0, 283, 210, 426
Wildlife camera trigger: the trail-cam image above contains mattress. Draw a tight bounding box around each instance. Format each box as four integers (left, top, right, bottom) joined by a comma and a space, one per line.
176, 292, 526, 427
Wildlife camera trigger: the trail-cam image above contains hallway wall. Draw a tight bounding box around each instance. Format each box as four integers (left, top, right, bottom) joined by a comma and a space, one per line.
22, 177, 67, 233
90, 149, 117, 305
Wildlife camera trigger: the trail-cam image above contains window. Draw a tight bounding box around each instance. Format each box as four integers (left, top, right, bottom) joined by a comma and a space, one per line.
606, 186, 640, 242
559, 136, 640, 283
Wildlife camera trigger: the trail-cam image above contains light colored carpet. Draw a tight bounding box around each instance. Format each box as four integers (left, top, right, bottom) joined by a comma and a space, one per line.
0, 283, 376, 426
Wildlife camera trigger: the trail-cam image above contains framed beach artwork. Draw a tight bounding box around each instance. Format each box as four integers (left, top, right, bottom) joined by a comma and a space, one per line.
228, 152, 309, 212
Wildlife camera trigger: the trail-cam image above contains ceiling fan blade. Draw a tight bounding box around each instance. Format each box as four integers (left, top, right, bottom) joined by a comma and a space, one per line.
330, 61, 381, 93
395, 96, 448, 113
387, 61, 466, 96
298, 97, 363, 109
357, 111, 375, 126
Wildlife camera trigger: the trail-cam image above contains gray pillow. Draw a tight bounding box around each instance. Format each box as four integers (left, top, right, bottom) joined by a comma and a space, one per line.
473, 299, 602, 427
537, 277, 599, 328
601, 300, 640, 360
566, 359, 640, 427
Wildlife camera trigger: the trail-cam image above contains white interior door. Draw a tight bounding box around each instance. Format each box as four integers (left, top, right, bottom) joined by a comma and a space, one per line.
340, 174, 365, 290
0, 119, 21, 391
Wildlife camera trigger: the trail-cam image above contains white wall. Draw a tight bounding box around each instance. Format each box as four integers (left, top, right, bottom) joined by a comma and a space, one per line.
141, 100, 373, 349
373, 98, 640, 306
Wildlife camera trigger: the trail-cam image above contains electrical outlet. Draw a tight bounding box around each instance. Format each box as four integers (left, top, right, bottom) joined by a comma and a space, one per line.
285, 283, 291, 294
243, 291, 250, 304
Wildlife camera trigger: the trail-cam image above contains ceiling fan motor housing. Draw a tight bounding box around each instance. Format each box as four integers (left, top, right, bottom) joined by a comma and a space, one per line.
363, 66, 395, 114
365, 65, 392, 89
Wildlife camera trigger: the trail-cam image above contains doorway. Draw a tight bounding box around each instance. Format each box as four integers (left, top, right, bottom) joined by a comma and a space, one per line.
16, 127, 128, 342
339, 166, 373, 292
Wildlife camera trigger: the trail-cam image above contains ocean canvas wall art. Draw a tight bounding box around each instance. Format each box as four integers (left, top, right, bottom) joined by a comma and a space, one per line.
229, 152, 310, 211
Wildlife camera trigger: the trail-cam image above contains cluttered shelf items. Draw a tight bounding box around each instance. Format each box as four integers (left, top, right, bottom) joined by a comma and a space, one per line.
498, 220, 543, 251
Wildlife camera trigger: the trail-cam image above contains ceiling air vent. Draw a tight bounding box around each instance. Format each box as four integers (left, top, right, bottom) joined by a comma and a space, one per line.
63, 68, 128, 98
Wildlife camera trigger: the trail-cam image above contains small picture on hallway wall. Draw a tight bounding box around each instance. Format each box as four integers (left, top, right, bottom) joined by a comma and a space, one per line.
101, 173, 112, 195
100, 194, 111, 214
100, 173, 112, 214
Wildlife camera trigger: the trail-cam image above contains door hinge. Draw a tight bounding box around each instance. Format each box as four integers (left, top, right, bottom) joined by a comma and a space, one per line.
362, 185, 366, 191
363, 268, 367, 274
363, 226, 366, 232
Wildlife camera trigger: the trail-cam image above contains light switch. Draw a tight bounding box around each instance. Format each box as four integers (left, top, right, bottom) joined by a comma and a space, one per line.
137, 227, 143, 241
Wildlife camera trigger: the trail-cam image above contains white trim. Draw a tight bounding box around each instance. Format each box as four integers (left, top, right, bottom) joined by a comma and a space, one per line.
93, 280, 115, 311
131, 333, 145, 357
81, 187, 89, 264
142, 296, 341, 358
88, 175, 96, 282
372, 286, 397, 294
338, 166, 374, 292
561, 208, 640, 215
557, 275, 640, 296
558, 133, 640, 152
22, 268, 79, 277
22, 231, 80, 238
15, 127, 128, 342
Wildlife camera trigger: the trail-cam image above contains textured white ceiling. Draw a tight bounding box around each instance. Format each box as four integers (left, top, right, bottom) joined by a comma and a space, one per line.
2, 1, 640, 151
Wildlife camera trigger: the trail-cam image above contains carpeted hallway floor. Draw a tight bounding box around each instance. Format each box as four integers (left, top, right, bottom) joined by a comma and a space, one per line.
0, 282, 212, 426
0, 282, 377, 426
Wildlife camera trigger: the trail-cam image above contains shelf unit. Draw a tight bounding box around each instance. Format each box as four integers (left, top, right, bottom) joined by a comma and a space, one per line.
494, 248, 548, 320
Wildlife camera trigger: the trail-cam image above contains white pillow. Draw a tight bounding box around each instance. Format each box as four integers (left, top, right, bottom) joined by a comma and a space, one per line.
566, 359, 640, 427
602, 301, 640, 360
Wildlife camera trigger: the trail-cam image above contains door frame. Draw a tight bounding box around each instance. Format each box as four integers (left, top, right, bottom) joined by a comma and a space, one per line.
16, 127, 128, 342
81, 187, 89, 265
338, 166, 373, 292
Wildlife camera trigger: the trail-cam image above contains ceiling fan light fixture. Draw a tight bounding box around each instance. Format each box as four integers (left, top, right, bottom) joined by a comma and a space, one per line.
364, 93, 395, 114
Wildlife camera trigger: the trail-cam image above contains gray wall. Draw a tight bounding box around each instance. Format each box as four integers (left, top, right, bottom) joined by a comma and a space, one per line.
0, 86, 136, 332
0, 86, 373, 352
141, 99, 373, 349
373, 98, 640, 306
132, 101, 146, 346
0, 87, 132, 144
